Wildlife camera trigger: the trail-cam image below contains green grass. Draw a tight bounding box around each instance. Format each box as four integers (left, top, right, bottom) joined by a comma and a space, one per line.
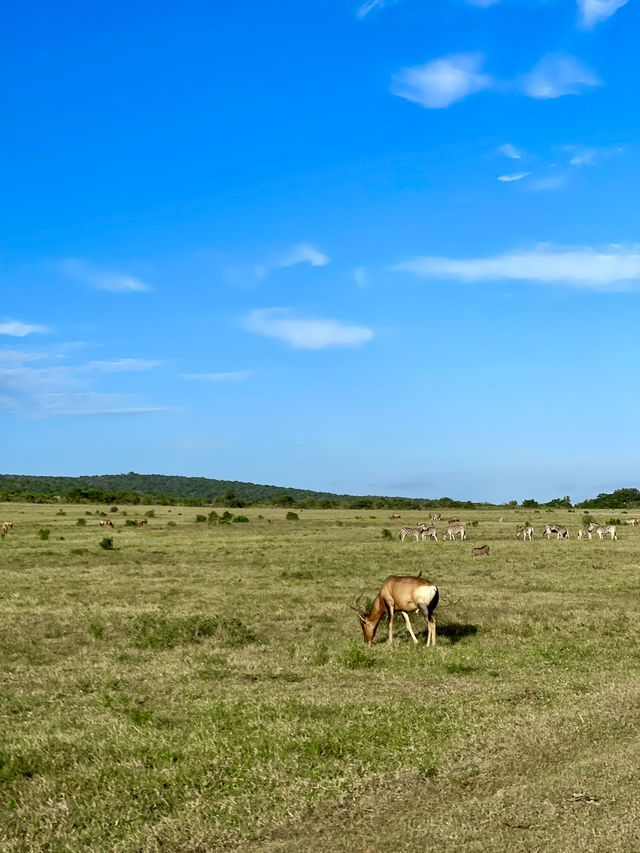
0, 504, 639, 851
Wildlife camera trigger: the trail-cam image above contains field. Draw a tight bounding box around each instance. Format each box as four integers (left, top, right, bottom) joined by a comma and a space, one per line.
1, 504, 639, 852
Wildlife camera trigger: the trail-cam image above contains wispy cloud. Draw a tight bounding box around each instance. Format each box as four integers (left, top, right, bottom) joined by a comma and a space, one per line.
564, 144, 623, 167
393, 245, 640, 289
528, 172, 568, 191
391, 53, 492, 109
244, 308, 374, 350
356, 0, 388, 18
522, 53, 601, 99
277, 243, 329, 268
0, 320, 49, 337
82, 358, 164, 373
498, 144, 523, 160
497, 172, 530, 182
182, 371, 251, 382
577, 0, 628, 28
60, 259, 153, 293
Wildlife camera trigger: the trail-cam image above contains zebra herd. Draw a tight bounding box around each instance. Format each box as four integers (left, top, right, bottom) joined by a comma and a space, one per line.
399, 519, 620, 543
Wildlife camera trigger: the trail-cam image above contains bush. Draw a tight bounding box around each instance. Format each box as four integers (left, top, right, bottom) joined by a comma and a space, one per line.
38, 529, 50, 541
470, 520, 479, 527
208, 510, 218, 524
232, 515, 249, 523
221, 511, 233, 520
110, 506, 119, 513
195, 515, 207, 523
56, 510, 66, 516
146, 510, 155, 518
99, 537, 114, 550
84, 511, 92, 516
381, 528, 393, 539
77, 518, 87, 526
607, 518, 621, 525
124, 519, 138, 527
286, 511, 299, 521
167, 521, 177, 527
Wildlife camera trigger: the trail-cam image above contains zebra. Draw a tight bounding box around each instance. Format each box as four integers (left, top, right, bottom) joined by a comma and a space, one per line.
400, 524, 427, 542
428, 512, 442, 523
543, 524, 569, 539
577, 528, 591, 540
594, 524, 617, 540
516, 526, 534, 541
420, 526, 438, 541
443, 523, 466, 541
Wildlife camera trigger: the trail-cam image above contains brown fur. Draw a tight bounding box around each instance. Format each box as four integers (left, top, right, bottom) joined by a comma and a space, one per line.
351, 576, 438, 647
472, 545, 489, 557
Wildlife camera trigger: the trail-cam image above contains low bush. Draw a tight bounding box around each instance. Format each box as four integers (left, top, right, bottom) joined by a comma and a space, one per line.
195, 515, 207, 523
77, 518, 87, 526
38, 529, 50, 541
286, 511, 299, 521
381, 528, 393, 539
110, 506, 119, 513
125, 519, 138, 527
99, 537, 114, 550
208, 511, 218, 523
232, 515, 249, 523
167, 521, 177, 527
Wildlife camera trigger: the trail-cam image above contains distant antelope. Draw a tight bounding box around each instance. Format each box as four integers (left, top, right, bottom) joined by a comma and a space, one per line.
625, 518, 636, 525
420, 526, 438, 541
635, 518, 640, 526
472, 545, 489, 557
350, 575, 439, 646
400, 524, 426, 542
138, 518, 148, 526
389, 513, 401, 520
577, 528, 592, 540
443, 523, 466, 540
543, 523, 568, 539
428, 512, 441, 523
1, 521, 13, 535
100, 519, 115, 528
516, 526, 534, 541
594, 524, 617, 540
448, 517, 460, 524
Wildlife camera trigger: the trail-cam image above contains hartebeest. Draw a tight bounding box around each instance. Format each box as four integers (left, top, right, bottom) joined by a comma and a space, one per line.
138, 518, 148, 526
100, 519, 115, 528
1, 521, 13, 535
350, 575, 438, 646
389, 513, 401, 520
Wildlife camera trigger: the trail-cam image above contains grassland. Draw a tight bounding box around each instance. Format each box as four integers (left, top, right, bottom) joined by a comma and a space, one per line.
1, 503, 639, 852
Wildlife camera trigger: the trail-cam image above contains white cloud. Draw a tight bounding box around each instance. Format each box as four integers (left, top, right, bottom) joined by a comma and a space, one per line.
522, 53, 601, 99
498, 143, 523, 160
565, 144, 623, 167
356, 0, 387, 17
393, 245, 640, 289
0, 320, 49, 337
277, 244, 329, 268
60, 259, 152, 293
182, 371, 251, 382
529, 172, 568, 191
578, 0, 628, 28
497, 172, 530, 182
391, 53, 492, 109
244, 308, 374, 350
82, 358, 163, 373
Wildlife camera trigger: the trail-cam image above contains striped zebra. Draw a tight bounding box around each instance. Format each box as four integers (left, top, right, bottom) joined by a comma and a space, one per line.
516, 526, 534, 541
420, 526, 438, 541
400, 524, 426, 542
594, 524, 617, 540
443, 523, 466, 541
544, 524, 569, 539
428, 512, 442, 523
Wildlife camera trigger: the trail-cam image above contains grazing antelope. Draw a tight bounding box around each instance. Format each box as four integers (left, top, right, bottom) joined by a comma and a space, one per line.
389, 513, 401, 520
448, 517, 460, 524
543, 524, 568, 539
428, 512, 442, 523
634, 519, 640, 526
516, 526, 534, 541
472, 545, 489, 557
99, 519, 115, 528
625, 518, 636, 525
400, 524, 427, 542
138, 518, 148, 526
443, 523, 466, 540
350, 575, 439, 646
594, 524, 617, 540
420, 526, 438, 541
1, 521, 13, 535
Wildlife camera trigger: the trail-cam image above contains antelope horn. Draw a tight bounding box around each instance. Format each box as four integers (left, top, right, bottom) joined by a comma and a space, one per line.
349, 593, 367, 621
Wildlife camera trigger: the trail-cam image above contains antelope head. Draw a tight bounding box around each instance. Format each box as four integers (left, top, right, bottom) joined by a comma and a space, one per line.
349, 593, 375, 645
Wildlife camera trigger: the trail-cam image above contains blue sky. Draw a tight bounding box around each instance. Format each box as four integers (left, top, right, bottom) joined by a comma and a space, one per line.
3, 0, 639, 502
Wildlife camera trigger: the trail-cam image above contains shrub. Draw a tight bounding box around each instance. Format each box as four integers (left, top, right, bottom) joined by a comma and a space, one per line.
221, 511, 233, 520
99, 537, 114, 550
381, 528, 393, 539
146, 510, 156, 518
84, 511, 92, 516
336, 520, 343, 527
208, 510, 218, 524
110, 506, 119, 513
195, 515, 207, 523
129, 612, 256, 649
286, 511, 299, 521
88, 618, 105, 639
607, 518, 621, 525
125, 519, 138, 527
167, 521, 177, 527
232, 515, 249, 523
77, 518, 87, 526
56, 510, 66, 516
470, 520, 479, 527
38, 529, 50, 541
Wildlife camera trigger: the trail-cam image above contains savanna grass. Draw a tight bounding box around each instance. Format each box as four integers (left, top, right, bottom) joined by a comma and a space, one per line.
0, 504, 639, 851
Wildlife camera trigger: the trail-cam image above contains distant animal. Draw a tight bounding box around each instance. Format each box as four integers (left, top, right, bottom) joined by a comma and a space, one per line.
400, 524, 427, 542
635, 518, 640, 526
593, 524, 617, 540
543, 523, 568, 539
516, 526, 534, 541
1, 521, 13, 535
444, 523, 466, 541
420, 526, 438, 541
472, 545, 489, 557
428, 512, 442, 523
577, 528, 591, 540
448, 517, 460, 524
100, 519, 115, 528
138, 518, 148, 526
350, 575, 439, 646
625, 518, 636, 525
498, 516, 504, 522
389, 513, 401, 520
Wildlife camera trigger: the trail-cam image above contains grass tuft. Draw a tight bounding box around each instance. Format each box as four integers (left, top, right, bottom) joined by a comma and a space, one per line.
128, 612, 256, 649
